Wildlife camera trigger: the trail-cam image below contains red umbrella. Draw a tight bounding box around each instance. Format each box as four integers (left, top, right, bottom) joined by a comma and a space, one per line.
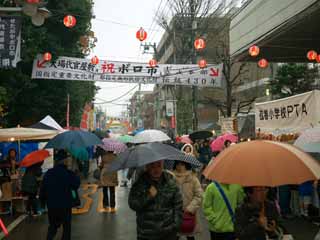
20, 150, 50, 167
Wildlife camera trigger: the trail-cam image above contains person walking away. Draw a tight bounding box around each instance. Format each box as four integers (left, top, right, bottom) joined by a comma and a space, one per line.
40, 150, 80, 240
100, 151, 118, 213
173, 161, 203, 240
21, 163, 42, 216
203, 182, 244, 240
129, 160, 183, 240
235, 187, 285, 240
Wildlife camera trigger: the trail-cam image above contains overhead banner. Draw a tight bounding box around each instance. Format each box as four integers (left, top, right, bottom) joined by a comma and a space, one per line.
255, 90, 320, 135
31, 55, 223, 87
0, 16, 21, 68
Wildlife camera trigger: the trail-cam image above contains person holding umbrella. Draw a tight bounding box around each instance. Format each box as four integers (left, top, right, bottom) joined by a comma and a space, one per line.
40, 149, 80, 240
100, 151, 118, 213
235, 187, 282, 240
173, 161, 203, 240
21, 163, 42, 216
128, 160, 183, 240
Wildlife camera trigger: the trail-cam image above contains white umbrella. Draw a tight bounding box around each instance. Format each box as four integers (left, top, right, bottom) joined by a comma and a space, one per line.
132, 129, 170, 144
294, 127, 320, 153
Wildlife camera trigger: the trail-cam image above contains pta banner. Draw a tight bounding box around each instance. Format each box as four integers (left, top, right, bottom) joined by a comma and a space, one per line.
31, 55, 223, 87
255, 90, 320, 135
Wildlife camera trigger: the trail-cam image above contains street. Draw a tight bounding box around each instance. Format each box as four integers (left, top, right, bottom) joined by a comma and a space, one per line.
3, 182, 319, 240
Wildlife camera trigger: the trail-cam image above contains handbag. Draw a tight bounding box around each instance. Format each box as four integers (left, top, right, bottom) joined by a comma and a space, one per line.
180, 212, 196, 234
71, 189, 81, 208
93, 169, 101, 180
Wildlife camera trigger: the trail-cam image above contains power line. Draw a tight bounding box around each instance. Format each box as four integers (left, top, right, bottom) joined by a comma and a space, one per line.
94, 85, 138, 104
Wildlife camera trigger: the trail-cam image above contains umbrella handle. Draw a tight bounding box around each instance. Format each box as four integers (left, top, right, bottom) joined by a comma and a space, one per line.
0, 218, 9, 236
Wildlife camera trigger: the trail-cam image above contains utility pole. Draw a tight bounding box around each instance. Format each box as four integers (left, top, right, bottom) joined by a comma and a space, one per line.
190, 0, 198, 131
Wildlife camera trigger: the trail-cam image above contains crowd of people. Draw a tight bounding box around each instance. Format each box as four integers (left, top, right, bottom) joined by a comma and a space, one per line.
0, 131, 319, 240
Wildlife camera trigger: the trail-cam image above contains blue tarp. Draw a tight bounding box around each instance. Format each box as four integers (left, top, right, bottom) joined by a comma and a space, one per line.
0, 142, 39, 162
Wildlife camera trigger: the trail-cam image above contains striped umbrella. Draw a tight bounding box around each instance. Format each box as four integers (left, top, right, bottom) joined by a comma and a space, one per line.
164, 153, 202, 170
100, 138, 127, 154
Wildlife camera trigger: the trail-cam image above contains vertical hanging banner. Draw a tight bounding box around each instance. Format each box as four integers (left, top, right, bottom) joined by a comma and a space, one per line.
31, 55, 223, 87
0, 16, 21, 68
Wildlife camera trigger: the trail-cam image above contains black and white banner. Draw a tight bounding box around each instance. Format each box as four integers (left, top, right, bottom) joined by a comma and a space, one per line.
0, 16, 21, 68
31, 55, 223, 87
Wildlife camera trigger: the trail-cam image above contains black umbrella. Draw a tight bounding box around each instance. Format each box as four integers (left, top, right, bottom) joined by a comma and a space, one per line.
107, 142, 198, 172
189, 130, 213, 141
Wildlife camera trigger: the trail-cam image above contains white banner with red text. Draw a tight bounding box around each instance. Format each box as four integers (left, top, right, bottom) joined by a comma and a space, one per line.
31, 55, 223, 87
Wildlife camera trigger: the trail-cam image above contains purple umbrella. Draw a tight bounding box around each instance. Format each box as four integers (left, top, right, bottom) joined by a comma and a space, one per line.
100, 138, 127, 154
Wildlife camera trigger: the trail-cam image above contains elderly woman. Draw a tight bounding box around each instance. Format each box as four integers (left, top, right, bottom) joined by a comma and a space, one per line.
173, 161, 203, 240
100, 151, 118, 213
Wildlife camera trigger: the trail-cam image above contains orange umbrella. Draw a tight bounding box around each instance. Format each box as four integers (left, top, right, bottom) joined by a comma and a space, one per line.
20, 150, 50, 167
203, 140, 320, 187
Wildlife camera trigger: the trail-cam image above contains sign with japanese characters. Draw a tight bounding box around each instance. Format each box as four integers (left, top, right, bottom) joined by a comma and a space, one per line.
31, 55, 223, 87
0, 16, 21, 68
255, 90, 320, 135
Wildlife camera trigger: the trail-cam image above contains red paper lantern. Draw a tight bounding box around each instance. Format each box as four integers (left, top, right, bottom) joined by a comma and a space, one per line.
91, 56, 99, 65
149, 59, 157, 68
198, 59, 207, 68
249, 45, 260, 57
43, 52, 52, 61
26, 0, 40, 3
316, 55, 320, 63
136, 27, 147, 42
307, 50, 318, 61
258, 58, 268, 68
194, 38, 206, 51
63, 15, 77, 28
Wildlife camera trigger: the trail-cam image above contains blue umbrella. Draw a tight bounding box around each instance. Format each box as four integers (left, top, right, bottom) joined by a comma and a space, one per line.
69, 147, 89, 161
45, 130, 102, 149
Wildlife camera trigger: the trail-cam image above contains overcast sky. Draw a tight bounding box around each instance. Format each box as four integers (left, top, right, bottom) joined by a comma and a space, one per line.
91, 0, 165, 117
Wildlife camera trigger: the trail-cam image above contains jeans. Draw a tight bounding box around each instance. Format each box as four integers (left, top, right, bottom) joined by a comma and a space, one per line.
103, 186, 115, 208
210, 231, 235, 240
47, 208, 72, 240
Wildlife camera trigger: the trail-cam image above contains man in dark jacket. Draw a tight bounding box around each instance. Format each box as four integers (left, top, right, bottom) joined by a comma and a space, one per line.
128, 160, 183, 240
40, 150, 80, 240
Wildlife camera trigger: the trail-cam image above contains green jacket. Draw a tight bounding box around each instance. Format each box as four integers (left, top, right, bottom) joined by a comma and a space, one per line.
128, 171, 183, 240
202, 183, 244, 233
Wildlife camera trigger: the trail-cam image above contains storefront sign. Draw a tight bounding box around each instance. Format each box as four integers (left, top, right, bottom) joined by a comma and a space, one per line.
0, 16, 21, 68
255, 90, 320, 134
31, 55, 223, 87
166, 101, 174, 117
